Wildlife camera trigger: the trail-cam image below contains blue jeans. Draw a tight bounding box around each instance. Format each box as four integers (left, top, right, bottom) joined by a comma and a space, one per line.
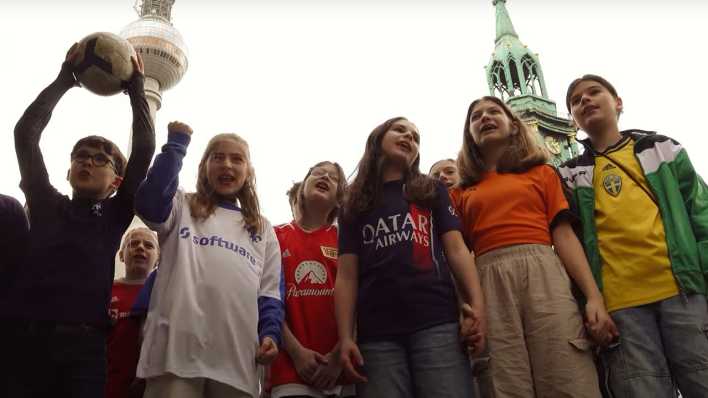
2, 321, 107, 398
356, 322, 474, 398
602, 294, 708, 398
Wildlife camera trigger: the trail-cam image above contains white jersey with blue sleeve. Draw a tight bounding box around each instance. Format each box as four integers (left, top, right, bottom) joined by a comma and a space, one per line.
136, 189, 282, 396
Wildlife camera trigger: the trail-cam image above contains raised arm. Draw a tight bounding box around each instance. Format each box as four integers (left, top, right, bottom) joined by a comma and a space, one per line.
15, 46, 80, 199
117, 55, 155, 199
135, 122, 192, 225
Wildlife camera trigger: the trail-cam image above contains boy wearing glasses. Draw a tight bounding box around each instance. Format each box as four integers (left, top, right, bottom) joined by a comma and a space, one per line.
107, 228, 159, 398
4, 45, 155, 397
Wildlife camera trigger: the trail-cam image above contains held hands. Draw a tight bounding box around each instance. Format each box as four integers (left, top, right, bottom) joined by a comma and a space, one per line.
338, 338, 367, 384
168, 121, 193, 136
256, 336, 278, 365
460, 303, 487, 356
585, 296, 619, 347
311, 349, 344, 390
291, 346, 328, 384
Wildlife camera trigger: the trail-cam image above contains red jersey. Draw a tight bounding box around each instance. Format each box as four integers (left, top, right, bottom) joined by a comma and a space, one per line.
106, 281, 144, 398
270, 222, 340, 390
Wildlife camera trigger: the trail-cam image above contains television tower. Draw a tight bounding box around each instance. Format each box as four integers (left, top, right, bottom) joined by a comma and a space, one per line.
120, 0, 189, 120
115, 0, 188, 278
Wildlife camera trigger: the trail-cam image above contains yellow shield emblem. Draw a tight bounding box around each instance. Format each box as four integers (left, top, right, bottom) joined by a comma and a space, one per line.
603, 174, 622, 197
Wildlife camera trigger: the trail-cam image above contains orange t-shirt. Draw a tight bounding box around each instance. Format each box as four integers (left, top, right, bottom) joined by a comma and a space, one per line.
450, 164, 569, 256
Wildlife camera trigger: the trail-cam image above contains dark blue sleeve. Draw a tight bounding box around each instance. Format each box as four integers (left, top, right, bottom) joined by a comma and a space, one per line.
0, 195, 29, 295
257, 274, 285, 347
130, 269, 157, 317
337, 210, 361, 256
433, 182, 461, 235
135, 131, 191, 224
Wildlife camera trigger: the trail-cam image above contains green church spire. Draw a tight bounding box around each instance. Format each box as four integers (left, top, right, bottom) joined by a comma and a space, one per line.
483, 0, 579, 166
494, 0, 518, 42
485, 0, 549, 106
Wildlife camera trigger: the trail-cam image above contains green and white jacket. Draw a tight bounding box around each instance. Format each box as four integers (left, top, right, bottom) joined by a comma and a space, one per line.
558, 129, 708, 295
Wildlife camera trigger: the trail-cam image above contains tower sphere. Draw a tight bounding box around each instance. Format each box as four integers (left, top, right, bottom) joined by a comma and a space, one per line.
120, 17, 188, 92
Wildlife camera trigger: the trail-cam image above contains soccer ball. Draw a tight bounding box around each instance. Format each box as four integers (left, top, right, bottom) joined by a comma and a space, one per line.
72, 32, 137, 96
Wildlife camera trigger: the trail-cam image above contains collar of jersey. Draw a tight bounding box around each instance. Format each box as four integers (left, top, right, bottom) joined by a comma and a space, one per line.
598, 135, 631, 156
293, 221, 332, 234
218, 201, 241, 211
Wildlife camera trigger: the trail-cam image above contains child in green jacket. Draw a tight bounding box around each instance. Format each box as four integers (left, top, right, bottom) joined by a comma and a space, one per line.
560, 74, 708, 398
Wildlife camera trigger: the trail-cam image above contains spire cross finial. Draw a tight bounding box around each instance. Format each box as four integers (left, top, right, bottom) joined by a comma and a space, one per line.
494, 0, 518, 42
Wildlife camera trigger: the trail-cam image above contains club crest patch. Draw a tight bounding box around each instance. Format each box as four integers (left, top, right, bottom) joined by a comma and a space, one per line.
603, 174, 622, 197
321, 246, 338, 259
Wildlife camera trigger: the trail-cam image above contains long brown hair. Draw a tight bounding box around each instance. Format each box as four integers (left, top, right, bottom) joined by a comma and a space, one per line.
297, 161, 347, 224
188, 133, 263, 234
457, 96, 548, 188
342, 117, 437, 220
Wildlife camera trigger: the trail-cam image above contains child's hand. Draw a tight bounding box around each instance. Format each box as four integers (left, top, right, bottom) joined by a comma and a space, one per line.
339, 338, 367, 383
130, 53, 145, 79
256, 336, 279, 365
65, 42, 81, 64
168, 121, 193, 136
585, 297, 619, 347
123, 53, 145, 95
58, 42, 80, 88
311, 350, 342, 390
291, 346, 328, 384
460, 303, 487, 356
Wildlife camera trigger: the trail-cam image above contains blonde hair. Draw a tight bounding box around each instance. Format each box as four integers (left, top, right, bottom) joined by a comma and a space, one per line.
120, 227, 158, 253
457, 96, 548, 188
188, 133, 264, 234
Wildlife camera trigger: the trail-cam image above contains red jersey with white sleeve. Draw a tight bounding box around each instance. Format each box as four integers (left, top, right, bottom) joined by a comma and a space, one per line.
106, 280, 144, 398
270, 222, 343, 396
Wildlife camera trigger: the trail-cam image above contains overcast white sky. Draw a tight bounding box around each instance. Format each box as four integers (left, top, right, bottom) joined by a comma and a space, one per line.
2, 0, 707, 230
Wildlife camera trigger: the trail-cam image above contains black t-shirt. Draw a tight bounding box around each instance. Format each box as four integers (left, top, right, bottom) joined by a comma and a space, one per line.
0, 194, 29, 306
339, 180, 460, 342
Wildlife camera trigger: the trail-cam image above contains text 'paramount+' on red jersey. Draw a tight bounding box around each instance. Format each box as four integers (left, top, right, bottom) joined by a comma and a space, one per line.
338, 180, 461, 342
269, 222, 342, 390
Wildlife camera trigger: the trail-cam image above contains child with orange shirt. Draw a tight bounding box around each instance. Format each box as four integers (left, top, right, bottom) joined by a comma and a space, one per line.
451, 96, 614, 398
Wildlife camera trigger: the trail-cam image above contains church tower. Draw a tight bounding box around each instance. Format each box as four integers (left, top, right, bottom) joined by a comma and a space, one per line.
485, 0, 578, 165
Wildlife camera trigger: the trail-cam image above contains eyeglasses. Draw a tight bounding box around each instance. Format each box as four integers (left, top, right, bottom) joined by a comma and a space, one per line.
71, 150, 116, 171
127, 239, 156, 251
310, 168, 340, 183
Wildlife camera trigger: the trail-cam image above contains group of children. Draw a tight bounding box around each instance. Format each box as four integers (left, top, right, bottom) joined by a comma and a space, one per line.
0, 45, 707, 398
